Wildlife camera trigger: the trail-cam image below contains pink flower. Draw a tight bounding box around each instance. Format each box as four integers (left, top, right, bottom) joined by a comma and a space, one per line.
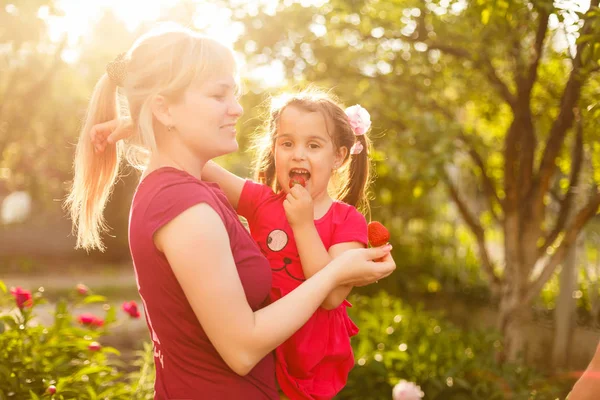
88, 341, 101, 351
76, 283, 89, 295
122, 300, 141, 318
10, 287, 32, 309
46, 385, 56, 395
345, 104, 371, 135
392, 380, 424, 400
77, 313, 104, 327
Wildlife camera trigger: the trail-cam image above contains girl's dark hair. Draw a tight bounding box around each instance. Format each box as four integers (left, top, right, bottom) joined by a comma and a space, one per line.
251, 88, 372, 212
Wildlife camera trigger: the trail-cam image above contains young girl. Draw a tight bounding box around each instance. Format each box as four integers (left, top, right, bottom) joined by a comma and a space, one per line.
91, 89, 376, 399
200, 90, 374, 399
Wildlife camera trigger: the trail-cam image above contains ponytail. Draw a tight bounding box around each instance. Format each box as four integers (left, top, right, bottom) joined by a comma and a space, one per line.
65, 74, 123, 251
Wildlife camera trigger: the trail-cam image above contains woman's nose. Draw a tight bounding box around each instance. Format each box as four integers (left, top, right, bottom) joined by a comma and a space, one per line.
229, 97, 243, 117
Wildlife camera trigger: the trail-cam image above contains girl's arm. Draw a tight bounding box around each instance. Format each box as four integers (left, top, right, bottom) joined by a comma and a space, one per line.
292, 223, 358, 310
201, 161, 245, 209
284, 185, 361, 309
155, 203, 395, 376
87, 122, 246, 209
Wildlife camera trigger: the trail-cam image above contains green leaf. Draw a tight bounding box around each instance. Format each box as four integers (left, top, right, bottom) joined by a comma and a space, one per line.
86, 386, 98, 400
29, 390, 41, 400
102, 346, 121, 356
83, 295, 108, 304
481, 8, 491, 24
104, 304, 117, 325
0, 280, 7, 293
75, 365, 112, 377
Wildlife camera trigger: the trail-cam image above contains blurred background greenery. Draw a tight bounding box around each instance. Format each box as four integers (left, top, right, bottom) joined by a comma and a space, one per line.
1, 0, 600, 397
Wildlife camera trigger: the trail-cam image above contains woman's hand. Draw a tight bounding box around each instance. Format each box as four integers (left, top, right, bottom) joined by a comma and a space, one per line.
330, 245, 396, 287
89, 118, 133, 153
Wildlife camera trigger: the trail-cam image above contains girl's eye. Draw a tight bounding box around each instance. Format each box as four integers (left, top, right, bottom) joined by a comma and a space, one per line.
213, 94, 226, 101
280, 141, 292, 147
309, 143, 320, 149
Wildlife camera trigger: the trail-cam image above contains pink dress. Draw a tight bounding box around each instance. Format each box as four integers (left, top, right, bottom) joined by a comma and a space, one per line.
237, 180, 368, 400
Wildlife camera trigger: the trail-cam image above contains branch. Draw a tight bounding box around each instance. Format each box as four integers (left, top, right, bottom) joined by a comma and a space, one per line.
526, 188, 600, 304
523, 6, 551, 97
456, 133, 503, 221
503, 121, 520, 214
442, 169, 501, 287
538, 109, 584, 257
420, 98, 503, 222
513, 8, 551, 201
535, 0, 599, 207
476, 56, 518, 110
416, 39, 517, 108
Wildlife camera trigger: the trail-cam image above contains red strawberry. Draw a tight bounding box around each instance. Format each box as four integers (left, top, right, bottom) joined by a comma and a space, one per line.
368, 221, 390, 247
289, 176, 307, 188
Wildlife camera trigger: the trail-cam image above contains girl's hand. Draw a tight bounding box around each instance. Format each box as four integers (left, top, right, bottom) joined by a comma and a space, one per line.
330, 245, 395, 287
90, 118, 133, 153
283, 185, 314, 228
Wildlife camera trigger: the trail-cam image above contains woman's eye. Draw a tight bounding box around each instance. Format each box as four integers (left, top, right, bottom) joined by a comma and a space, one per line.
282, 142, 292, 147
213, 94, 226, 100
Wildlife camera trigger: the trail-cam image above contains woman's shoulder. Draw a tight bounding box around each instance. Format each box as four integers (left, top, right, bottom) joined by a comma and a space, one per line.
136, 167, 220, 199
133, 167, 225, 216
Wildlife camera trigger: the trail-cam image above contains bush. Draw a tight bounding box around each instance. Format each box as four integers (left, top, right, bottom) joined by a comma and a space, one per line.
0, 279, 574, 400
340, 292, 574, 400
0, 280, 154, 399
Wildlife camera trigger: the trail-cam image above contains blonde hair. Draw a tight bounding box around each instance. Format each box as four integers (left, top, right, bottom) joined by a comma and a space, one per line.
65, 24, 236, 251
252, 88, 372, 213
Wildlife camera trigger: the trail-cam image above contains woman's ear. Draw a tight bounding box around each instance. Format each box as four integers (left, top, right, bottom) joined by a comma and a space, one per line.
150, 94, 174, 128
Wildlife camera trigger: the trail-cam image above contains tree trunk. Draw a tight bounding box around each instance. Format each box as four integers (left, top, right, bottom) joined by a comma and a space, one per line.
552, 238, 579, 368
498, 282, 530, 362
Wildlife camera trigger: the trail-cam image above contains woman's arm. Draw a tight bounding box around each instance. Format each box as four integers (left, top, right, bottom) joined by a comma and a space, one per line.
155, 203, 394, 376
201, 161, 245, 209
292, 222, 357, 309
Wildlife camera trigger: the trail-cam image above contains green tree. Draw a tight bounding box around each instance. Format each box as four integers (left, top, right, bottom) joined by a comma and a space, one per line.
234, 0, 600, 361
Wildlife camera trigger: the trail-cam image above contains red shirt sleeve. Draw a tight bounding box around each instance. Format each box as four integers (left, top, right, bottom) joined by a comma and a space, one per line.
144, 180, 219, 237
237, 179, 275, 225
330, 205, 368, 247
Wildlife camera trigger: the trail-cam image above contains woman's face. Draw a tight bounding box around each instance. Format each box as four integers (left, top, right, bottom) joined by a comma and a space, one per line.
168, 72, 243, 161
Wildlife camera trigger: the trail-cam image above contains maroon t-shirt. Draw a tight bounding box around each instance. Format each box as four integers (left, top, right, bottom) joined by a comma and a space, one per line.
128, 167, 278, 400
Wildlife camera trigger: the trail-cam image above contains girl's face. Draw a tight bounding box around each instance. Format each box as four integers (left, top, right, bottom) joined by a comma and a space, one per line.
168, 72, 243, 161
273, 105, 346, 202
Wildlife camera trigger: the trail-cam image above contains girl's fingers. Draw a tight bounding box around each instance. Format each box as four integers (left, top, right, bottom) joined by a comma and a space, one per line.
107, 125, 133, 144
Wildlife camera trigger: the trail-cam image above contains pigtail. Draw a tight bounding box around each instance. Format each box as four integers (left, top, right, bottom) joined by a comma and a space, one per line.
338, 131, 371, 213
251, 105, 280, 190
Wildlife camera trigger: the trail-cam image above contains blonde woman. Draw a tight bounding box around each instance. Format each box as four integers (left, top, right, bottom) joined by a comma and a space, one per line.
66, 25, 395, 399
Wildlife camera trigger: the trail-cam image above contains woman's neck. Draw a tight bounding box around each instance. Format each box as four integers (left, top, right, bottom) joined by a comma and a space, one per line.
147, 131, 208, 180
145, 152, 206, 181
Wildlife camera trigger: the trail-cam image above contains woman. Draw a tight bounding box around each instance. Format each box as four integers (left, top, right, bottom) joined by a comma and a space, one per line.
66, 24, 395, 399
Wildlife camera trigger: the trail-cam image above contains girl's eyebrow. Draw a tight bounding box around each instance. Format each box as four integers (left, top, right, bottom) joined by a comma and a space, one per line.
276, 133, 327, 142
